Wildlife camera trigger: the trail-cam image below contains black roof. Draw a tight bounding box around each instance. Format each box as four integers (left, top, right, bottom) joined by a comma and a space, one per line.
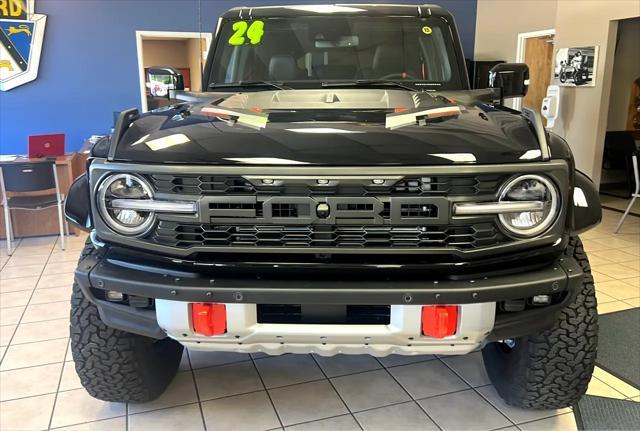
222, 4, 450, 19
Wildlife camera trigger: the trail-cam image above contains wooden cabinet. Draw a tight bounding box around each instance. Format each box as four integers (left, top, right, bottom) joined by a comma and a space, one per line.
0, 153, 87, 239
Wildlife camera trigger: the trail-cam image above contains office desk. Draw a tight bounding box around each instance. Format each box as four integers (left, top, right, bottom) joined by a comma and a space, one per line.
0, 153, 87, 239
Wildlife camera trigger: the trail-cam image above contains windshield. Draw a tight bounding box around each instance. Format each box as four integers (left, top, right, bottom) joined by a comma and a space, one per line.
208, 15, 464, 90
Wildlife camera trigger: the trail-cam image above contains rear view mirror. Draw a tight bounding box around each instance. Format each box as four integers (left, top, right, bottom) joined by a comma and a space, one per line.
489, 63, 529, 103
315, 35, 359, 48
147, 66, 185, 99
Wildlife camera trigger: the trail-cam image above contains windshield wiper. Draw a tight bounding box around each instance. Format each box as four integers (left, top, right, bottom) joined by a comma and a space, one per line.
321, 79, 416, 92
208, 81, 288, 91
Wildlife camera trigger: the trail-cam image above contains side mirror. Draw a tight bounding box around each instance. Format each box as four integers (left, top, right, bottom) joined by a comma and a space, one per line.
147, 66, 185, 99
489, 63, 529, 103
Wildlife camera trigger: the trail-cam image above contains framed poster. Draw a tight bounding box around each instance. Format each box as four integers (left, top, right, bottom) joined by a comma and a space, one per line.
553, 46, 598, 87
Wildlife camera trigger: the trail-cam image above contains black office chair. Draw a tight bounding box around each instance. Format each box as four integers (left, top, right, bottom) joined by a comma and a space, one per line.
0, 160, 66, 255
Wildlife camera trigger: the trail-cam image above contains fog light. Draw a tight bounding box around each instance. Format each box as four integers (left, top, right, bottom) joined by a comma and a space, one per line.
106, 291, 124, 302
532, 295, 551, 305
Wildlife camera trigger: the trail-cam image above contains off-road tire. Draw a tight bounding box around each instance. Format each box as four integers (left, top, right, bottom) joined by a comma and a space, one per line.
70, 239, 183, 402
482, 237, 598, 409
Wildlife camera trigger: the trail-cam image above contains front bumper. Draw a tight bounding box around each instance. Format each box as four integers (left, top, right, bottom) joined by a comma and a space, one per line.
157, 301, 496, 356
75, 243, 584, 354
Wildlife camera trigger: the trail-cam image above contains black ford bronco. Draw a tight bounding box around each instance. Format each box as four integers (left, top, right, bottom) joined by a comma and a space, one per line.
65, 4, 602, 408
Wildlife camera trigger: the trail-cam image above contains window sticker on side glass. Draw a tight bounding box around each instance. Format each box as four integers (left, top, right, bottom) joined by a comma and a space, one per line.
422, 26, 432, 35
228, 20, 265, 46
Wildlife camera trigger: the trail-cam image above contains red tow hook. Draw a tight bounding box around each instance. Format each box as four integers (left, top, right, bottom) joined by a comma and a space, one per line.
421, 305, 459, 338
192, 303, 227, 336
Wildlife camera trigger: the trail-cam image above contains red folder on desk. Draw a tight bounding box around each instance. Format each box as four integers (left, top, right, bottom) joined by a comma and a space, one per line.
28, 134, 65, 158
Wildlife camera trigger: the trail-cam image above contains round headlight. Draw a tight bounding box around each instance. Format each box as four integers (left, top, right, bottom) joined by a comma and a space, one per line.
97, 174, 155, 236
498, 175, 559, 238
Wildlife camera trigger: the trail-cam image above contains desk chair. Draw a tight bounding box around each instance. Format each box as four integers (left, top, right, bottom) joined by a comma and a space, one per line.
614, 151, 639, 233
0, 160, 66, 255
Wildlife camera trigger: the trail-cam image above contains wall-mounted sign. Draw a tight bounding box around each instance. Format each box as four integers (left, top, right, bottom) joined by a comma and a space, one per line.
0, 0, 46, 91
553, 46, 598, 88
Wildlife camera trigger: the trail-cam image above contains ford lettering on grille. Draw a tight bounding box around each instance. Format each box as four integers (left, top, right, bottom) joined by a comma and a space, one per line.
201, 196, 449, 225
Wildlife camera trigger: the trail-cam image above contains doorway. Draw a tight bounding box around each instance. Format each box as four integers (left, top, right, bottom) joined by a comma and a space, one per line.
135, 31, 213, 112
599, 17, 640, 216
514, 29, 555, 114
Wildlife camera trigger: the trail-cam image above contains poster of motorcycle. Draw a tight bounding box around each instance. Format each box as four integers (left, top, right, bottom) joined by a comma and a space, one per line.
553, 46, 598, 87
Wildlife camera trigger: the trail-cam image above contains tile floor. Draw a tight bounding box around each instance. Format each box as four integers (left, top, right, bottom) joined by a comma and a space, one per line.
0, 209, 638, 431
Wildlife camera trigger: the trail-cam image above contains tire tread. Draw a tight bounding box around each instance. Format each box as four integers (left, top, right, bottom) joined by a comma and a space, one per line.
70, 239, 182, 403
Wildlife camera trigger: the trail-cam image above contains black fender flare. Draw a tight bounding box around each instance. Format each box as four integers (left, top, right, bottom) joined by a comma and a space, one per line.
65, 172, 93, 232
571, 170, 601, 234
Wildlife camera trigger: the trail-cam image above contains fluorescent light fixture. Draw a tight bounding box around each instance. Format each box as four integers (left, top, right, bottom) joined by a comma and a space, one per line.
519, 149, 542, 160
224, 157, 310, 165
145, 134, 190, 151
428, 153, 476, 163
285, 128, 364, 134
285, 5, 367, 13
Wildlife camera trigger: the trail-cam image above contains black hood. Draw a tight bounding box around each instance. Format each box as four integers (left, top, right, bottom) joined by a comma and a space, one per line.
113, 90, 542, 166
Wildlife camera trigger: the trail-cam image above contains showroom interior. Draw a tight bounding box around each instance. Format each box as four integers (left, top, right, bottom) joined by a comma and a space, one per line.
0, 0, 639, 430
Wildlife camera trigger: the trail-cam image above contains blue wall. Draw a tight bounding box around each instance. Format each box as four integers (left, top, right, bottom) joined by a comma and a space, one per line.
0, 0, 476, 155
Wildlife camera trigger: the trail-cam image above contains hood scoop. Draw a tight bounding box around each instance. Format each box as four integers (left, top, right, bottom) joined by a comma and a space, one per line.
217, 89, 403, 110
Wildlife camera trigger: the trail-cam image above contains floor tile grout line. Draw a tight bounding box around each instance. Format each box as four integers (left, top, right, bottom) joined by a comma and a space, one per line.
40, 375, 497, 408
589, 374, 633, 399
0, 355, 69, 372
187, 354, 434, 381
249, 353, 286, 430
514, 411, 577, 427
185, 349, 208, 431
437, 356, 517, 427
8, 314, 74, 326
283, 412, 358, 429
3, 334, 69, 347
0, 238, 57, 365
47, 414, 128, 430
47, 337, 71, 431
128, 401, 207, 420
373, 356, 444, 431
0, 389, 59, 403
472, 382, 568, 426
309, 354, 364, 431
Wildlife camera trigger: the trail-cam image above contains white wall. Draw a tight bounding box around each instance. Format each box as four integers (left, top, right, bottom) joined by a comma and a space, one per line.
553, 0, 640, 185
475, 0, 640, 185
474, 0, 557, 62
607, 17, 640, 131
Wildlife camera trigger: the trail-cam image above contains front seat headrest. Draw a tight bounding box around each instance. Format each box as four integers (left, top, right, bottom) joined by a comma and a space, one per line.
268, 55, 297, 81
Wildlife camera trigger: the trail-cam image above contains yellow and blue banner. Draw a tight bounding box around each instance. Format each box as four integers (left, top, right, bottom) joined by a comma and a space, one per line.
0, 0, 46, 91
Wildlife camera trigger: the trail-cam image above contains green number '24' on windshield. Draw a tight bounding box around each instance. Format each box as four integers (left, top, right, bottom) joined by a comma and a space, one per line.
228, 20, 265, 46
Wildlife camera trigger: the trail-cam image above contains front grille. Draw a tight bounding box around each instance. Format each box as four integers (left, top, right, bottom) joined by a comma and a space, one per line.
144, 172, 513, 252
150, 174, 505, 196
152, 222, 500, 249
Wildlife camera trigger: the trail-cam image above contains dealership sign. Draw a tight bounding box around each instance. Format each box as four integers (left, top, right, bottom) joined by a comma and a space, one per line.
0, 0, 46, 91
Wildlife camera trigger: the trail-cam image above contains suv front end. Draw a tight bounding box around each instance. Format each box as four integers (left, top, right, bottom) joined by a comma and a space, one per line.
65, 3, 602, 409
